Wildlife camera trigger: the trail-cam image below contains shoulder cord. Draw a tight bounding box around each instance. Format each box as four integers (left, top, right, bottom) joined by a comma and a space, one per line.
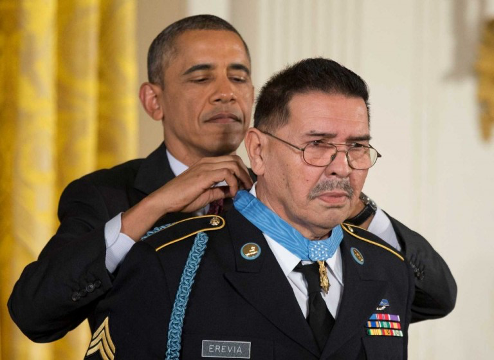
165, 232, 209, 360
140, 224, 173, 240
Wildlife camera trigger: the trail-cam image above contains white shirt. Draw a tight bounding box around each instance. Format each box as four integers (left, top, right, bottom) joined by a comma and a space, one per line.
368, 207, 401, 251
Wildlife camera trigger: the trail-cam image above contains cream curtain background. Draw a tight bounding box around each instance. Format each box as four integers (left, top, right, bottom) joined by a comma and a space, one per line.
0, 0, 137, 359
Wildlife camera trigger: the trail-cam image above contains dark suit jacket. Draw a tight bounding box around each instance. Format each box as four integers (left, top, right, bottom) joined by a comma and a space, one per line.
7, 143, 456, 344
388, 216, 457, 322
85, 211, 414, 360
8, 143, 187, 342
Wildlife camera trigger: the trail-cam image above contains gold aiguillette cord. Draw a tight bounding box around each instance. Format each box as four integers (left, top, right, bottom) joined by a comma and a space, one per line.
317, 260, 330, 294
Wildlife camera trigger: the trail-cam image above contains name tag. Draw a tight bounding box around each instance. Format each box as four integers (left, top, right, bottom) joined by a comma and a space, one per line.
202, 340, 251, 358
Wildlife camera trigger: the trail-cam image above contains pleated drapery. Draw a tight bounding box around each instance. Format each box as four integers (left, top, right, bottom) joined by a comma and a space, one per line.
0, 0, 137, 358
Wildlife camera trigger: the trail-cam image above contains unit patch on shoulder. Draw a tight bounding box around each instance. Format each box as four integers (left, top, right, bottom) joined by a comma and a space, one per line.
341, 223, 404, 261
144, 215, 225, 252
85, 316, 115, 360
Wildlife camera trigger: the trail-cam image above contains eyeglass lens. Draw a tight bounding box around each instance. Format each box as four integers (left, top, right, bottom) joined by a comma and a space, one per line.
303, 143, 378, 169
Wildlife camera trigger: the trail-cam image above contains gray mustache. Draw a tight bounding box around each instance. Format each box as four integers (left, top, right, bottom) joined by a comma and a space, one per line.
308, 179, 354, 200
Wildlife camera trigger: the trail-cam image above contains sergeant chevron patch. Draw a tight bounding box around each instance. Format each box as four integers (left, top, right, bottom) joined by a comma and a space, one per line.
85, 317, 115, 360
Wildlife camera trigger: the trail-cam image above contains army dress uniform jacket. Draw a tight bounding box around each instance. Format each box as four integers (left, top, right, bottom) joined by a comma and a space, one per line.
8, 143, 455, 344
85, 210, 414, 360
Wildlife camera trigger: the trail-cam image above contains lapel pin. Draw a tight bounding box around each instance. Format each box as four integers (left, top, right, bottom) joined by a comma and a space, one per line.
376, 299, 390, 311
351, 247, 364, 265
241, 243, 261, 260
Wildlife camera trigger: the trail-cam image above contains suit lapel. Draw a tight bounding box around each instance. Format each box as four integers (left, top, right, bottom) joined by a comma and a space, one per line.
223, 210, 320, 357
130, 143, 193, 224
322, 236, 387, 358
133, 142, 175, 196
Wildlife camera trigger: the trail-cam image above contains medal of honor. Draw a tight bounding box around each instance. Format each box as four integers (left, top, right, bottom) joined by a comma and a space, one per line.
317, 260, 330, 294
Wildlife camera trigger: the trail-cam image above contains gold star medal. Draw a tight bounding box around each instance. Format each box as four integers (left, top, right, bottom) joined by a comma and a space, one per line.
317, 260, 330, 294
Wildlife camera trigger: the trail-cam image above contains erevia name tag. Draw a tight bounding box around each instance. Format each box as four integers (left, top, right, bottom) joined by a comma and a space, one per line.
202, 340, 251, 358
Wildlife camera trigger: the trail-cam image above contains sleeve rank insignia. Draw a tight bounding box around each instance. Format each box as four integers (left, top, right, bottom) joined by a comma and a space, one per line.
85, 317, 115, 360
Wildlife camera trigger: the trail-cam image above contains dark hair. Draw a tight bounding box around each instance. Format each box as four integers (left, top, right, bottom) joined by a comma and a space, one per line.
254, 58, 370, 132
147, 14, 250, 87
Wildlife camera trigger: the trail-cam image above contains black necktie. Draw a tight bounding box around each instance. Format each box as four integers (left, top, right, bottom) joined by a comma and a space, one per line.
295, 262, 335, 351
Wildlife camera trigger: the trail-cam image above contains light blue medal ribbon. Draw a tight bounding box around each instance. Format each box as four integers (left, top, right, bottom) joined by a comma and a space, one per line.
233, 190, 343, 261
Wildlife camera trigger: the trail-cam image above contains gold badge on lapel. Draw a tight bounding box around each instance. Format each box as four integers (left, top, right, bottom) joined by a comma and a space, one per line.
351, 247, 364, 265
241, 243, 261, 260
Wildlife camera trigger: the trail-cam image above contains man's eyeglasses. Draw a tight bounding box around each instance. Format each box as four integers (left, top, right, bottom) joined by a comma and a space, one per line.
262, 131, 381, 170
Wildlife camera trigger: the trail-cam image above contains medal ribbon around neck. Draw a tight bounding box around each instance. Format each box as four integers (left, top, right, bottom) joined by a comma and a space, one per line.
233, 190, 343, 261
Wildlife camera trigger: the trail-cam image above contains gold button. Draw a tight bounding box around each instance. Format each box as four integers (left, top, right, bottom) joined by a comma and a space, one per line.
209, 216, 221, 226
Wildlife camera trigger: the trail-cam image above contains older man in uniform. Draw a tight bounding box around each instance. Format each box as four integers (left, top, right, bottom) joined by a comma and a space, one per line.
84, 58, 415, 360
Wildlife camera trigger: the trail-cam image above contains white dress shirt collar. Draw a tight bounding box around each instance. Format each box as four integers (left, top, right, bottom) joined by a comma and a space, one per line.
166, 150, 188, 177
166, 150, 209, 215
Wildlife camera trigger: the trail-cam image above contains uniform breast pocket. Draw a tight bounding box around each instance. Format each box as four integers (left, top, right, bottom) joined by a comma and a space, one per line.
181, 334, 274, 360
362, 336, 405, 360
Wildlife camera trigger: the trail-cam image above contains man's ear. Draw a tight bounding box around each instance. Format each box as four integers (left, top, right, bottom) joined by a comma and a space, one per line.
139, 82, 164, 121
245, 128, 266, 176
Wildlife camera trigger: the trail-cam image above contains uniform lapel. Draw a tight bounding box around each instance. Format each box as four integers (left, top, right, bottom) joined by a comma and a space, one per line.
223, 210, 320, 357
321, 236, 387, 358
